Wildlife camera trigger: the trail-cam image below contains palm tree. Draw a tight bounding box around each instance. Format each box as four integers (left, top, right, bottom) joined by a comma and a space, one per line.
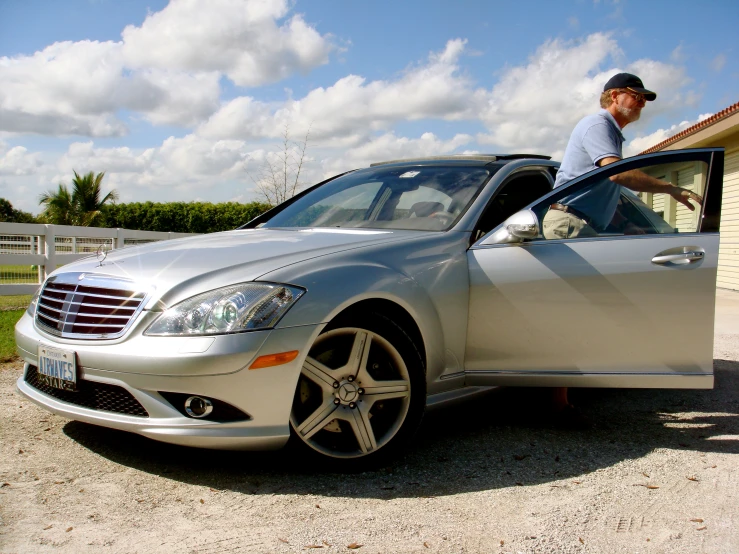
39, 171, 119, 226
38, 184, 76, 225
70, 170, 119, 226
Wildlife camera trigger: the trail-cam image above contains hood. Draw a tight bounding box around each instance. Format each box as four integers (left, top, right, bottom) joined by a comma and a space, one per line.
53, 228, 415, 306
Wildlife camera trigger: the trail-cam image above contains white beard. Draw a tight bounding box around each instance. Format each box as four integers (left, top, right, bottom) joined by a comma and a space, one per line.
617, 104, 641, 123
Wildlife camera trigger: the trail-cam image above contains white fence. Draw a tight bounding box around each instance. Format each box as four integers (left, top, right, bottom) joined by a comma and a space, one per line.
0, 222, 196, 296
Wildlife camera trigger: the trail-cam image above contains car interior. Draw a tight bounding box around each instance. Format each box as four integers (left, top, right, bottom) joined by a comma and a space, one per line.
471, 170, 554, 242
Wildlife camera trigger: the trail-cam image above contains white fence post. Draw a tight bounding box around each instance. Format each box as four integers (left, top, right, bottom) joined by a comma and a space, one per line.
36, 234, 44, 284
116, 228, 125, 249
43, 224, 56, 281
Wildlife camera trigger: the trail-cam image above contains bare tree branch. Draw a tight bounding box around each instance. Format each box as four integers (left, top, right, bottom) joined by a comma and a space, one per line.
248, 124, 312, 206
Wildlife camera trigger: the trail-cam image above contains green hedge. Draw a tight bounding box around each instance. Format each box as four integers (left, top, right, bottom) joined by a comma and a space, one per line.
100, 201, 272, 234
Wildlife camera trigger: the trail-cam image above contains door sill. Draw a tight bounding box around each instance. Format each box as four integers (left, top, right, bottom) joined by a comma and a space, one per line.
464, 371, 714, 389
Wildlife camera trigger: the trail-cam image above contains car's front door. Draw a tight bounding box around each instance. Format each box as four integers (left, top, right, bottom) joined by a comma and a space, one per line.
465, 148, 724, 389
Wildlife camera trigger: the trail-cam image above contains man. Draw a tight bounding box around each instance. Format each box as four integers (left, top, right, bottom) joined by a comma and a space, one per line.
544, 72, 702, 240
546, 73, 702, 420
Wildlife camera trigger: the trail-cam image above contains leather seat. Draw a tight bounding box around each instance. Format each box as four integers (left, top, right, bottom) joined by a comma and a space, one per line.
409, 201, 445, 217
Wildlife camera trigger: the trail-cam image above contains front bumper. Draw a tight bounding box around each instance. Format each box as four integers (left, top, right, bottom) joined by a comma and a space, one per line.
15, 312, 323, 450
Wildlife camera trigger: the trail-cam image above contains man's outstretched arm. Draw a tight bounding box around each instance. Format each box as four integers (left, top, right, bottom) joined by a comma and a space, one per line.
599, 156, 702, 211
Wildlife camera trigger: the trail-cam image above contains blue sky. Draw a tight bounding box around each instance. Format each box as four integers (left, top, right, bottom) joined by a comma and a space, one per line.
1, 0, 737, 213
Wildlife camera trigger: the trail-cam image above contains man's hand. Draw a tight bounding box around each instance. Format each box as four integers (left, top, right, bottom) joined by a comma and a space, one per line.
673, 188, 703, 211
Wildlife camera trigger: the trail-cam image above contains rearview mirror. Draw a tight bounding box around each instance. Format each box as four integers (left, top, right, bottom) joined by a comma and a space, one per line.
480, 209, 540, 245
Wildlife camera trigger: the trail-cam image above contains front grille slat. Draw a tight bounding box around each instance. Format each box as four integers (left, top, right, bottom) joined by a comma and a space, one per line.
37, 302, 63, 314
74, 301, 137, 311
40, 308, 133, 320
43, 283, 76, 292
35, 273, 150, 339
41, 296, 139, 311
61, 321, 125, 329
25, 365, 149, 417
72, 292, 143, 302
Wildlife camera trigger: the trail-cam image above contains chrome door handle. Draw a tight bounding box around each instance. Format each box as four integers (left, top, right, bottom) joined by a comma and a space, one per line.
651, 251, 704, 265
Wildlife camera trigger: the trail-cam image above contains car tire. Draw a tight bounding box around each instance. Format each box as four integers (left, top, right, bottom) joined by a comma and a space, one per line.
289, 311, 425, 469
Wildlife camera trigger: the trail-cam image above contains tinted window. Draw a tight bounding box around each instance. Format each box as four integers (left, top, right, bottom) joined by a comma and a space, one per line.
531, 160, 707, 240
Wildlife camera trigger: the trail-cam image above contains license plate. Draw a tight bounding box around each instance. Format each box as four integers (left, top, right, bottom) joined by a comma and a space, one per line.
37, 345, 77, 391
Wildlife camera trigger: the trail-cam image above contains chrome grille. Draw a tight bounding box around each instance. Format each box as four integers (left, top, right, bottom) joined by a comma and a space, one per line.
35, 273, 150, 339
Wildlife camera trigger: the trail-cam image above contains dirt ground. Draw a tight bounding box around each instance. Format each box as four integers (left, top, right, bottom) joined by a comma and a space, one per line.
1, 297, 738, 553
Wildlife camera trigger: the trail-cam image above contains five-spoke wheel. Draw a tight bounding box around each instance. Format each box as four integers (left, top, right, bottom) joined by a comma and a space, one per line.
290, 314, 424, 463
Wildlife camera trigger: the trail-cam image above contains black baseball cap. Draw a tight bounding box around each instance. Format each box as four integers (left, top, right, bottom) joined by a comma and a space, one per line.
603, 73, 657, 101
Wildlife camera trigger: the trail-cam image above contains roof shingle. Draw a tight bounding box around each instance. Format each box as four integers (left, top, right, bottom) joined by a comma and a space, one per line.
640, 101, 739, 154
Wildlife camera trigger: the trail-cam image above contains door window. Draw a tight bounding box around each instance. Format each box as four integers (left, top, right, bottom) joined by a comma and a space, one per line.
532, 160, 708, 240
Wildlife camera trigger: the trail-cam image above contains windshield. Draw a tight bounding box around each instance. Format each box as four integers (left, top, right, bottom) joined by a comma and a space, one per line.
261, 165, 494, 231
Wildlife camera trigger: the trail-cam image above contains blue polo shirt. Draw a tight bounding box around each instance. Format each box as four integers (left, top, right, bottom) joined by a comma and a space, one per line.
554, 109, 625, 230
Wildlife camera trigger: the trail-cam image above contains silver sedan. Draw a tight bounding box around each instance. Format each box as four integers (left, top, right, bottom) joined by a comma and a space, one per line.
15, 149, 724, 466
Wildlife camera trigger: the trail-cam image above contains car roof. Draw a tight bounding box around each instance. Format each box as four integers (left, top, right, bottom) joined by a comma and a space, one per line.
369, 154, 551, 168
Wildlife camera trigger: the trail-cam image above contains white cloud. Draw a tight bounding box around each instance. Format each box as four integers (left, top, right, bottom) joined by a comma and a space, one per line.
670, 43, 685, 63
56, 141, 156, 176
199, 32, 698, 164
320, 132, 473, 175
711, 53, 727, 72
50, 135, 259, 204
477, 33, 624, 154
197, 96, 276, 140
0, 28, 705, 210
157, 134, 251, 177
476, 33, 692, 157
0, 40, 221, 135
199, 39, 479, 141
133, 70, 222, 127
625, 112, 713, 156
0, 41, 130, 137
23, 129, 473, 207
0, 0, 333, 137
0, 141, 44, 176
121, 0, 333, 87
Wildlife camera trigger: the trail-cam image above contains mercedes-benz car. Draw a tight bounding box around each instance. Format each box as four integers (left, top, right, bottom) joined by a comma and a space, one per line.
15, 148, 724, 466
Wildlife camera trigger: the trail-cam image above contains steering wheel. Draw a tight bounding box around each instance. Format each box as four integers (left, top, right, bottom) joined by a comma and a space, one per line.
429, 211, 455, 226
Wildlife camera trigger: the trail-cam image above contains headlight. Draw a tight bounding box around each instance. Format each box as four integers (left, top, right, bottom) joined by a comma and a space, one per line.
145, 283, 305, 336
26, 288, 41, 317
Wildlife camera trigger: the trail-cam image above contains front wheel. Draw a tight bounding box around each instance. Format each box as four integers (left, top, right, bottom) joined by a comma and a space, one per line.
289, 313, 425, 466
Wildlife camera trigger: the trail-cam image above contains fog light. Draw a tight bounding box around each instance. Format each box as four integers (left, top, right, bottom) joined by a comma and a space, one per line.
184, 396, 213, 418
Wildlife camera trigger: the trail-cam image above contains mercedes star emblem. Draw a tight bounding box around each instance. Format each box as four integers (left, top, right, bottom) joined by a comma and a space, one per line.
96, 244, 108, 266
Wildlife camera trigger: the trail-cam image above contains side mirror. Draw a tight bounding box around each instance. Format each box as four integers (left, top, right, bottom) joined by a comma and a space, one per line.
480, 209, 540, 245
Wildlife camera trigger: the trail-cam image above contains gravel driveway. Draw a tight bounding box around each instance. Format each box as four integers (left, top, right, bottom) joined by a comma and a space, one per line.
2, 300, 738, 553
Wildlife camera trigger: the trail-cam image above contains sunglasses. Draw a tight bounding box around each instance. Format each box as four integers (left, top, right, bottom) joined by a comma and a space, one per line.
621, 89, 646, 103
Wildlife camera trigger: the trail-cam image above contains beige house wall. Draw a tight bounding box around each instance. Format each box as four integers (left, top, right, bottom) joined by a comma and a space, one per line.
649, 111, 739, 290
718, 148, 739, 290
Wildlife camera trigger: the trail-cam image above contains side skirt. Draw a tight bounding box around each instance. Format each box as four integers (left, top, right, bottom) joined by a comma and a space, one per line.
425, 385, 498, 411
464, 371, 714, 389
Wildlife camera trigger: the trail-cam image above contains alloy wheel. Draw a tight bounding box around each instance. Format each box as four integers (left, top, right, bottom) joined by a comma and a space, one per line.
290, 326, 412, 459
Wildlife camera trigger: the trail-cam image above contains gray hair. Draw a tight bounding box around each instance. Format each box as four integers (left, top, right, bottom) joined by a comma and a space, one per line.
600, 89, 615, 109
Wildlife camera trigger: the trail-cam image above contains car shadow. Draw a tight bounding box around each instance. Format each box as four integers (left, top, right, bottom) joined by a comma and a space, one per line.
63, 359, 739, 499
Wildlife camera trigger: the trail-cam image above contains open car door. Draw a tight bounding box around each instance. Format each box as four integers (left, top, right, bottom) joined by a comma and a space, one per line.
465, 148, 724, 389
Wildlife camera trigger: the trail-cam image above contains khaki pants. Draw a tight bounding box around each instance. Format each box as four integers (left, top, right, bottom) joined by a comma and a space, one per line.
542, 209, 598, 240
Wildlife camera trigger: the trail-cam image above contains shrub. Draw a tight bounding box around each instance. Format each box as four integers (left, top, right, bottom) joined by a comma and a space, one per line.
100, 201, 272, 234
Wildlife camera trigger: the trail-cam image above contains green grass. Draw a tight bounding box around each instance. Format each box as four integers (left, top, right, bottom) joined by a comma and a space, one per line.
0, 309, 24, 363
0, 265, 39, 284
0, 295, 33, 309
